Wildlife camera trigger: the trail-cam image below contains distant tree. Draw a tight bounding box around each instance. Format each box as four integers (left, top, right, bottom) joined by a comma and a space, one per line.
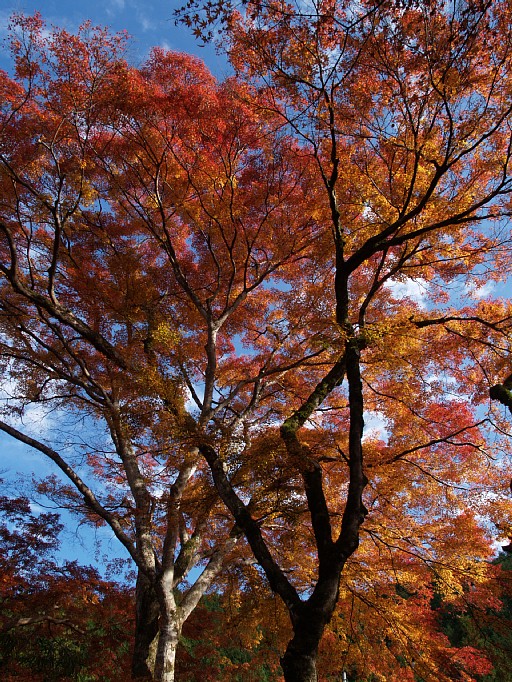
0, 488, 132, 681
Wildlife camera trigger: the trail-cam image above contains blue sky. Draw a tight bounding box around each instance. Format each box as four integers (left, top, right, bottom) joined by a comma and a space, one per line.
1, 0, 228, 74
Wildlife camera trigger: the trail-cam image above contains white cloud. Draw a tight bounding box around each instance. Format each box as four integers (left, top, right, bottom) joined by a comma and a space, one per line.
21, 402, 56, 438
464, 280, 495, 300
139, 16, 155, 32
0, 372, 57, 439
107, 0, 126, 15
363, 410, 388, 443
384, 278, 429, 309
426, 373, 456, 386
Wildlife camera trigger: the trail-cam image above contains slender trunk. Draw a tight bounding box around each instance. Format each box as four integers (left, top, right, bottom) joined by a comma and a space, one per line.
153, 614, 181, 682
152, 567, 181, 682
132, 573, 160, 679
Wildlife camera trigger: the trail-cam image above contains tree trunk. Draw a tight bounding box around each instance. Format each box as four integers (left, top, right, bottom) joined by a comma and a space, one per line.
279, 603, 332, 682
153, 620, 180, 682
281, 649, 318, 682
132, 573, 160, 679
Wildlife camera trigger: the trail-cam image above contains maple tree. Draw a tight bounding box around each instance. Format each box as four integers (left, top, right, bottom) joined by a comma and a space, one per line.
0, 13, 319, 681
2, 2, 512, 681
177, 549, 512, 682
0, 16, 252, 681
172, 0, 512, 679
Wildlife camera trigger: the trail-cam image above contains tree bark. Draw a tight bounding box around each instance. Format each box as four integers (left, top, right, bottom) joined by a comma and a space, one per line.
280, 567, 341, 682
281, 651, 318, 682
153, 614, 180, 682
132, 573, 160, 679
280, 616, 322, 682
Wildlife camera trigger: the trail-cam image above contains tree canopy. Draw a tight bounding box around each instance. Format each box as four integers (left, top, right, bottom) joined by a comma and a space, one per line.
1, 3, 512, 680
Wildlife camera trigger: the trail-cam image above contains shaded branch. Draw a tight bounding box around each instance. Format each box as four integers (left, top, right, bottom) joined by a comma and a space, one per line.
198, 442, 301, 619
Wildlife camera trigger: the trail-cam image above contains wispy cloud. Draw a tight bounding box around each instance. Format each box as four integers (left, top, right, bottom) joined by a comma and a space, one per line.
384, 278, 428, 309
106, 0, 126, 15
139, 15, 155, 32
464, 280, 495, 300
363, 410, 388, 443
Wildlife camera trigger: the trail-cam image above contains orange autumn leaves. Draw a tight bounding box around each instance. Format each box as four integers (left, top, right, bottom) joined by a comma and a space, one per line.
1, 5, 512, 680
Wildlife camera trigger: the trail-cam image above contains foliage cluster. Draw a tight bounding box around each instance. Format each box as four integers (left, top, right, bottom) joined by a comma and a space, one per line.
1, 2, 512, 680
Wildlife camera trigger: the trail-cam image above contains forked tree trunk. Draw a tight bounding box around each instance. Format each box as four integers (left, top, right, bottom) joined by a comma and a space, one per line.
132, 573, 160, 679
